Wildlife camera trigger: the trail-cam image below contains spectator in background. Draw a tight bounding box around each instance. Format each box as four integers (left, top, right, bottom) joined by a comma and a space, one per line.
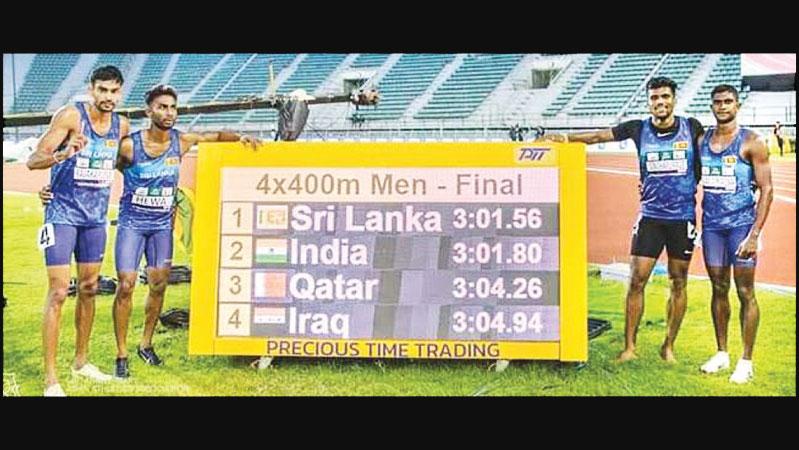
772, 121, 783, 156
509, 124, 519, 142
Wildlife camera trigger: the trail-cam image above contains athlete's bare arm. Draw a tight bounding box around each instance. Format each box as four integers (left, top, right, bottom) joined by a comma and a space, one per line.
737, 132, 773, 259
540, 129, 616, 144
178, 131, 261, 156
26, 106, 87, 170
115, 136, 135, 171
119, 115, 131, 139
36, 114, 131, 204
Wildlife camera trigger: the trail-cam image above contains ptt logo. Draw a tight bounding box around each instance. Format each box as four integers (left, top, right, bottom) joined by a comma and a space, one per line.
517, 147, 551, 162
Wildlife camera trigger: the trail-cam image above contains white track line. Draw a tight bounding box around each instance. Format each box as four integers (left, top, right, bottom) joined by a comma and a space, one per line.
587, 167, 638, 176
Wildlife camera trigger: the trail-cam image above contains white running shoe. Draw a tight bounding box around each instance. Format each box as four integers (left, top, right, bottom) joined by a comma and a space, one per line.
700, 351, 730, 373
729, 359, 754, 384
71, 363, 112, 382
44, 383, 67, 397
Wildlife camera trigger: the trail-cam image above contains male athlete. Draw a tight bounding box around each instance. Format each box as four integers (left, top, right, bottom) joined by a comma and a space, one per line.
111, 84, 259, 378
27, 66, 130, 396
41, 84, 260, 379
697, 84, 773, 383
541, 77, 705, 363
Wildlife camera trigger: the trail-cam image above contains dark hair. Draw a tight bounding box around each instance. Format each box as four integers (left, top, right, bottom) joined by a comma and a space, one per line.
145, 84, 178, 105
90, 65, 124, 85
646, 76, 677, 95
710, 84, 739, 102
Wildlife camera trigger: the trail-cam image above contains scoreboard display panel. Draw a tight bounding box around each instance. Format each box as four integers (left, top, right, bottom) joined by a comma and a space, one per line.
189, 142, 586, 361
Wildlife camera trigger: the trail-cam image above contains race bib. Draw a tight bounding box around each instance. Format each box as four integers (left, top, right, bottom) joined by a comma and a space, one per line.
132, 186, 175, 210
37, 223, 55, 250
701, 165, 737, 194
73, 156, 115, 187
645, 150, 688, 176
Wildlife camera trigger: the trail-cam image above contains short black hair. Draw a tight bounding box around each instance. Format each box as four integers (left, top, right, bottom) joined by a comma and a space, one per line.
145, 84, 178, 105
90, 65, 124, 85
646, 76, 677, 95
710, 84, 739, 102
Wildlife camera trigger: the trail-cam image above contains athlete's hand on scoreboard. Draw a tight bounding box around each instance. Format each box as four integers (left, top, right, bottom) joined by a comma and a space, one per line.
239, 135, 261, 151
539, 134, 565, 143
39, 184, 53, 206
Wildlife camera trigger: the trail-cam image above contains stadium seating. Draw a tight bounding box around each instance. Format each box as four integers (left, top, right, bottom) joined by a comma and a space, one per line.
83, 54, 134, 82
246, 53, 344, 125
571, 53, 663, 116
352, 53, 455, 121
7, 53, 771, 134
686, 54, 747, 115
196, 53, 294, 125
11, 54, 80, 113
415, 54, 524, 120
124, 54, 172, 107
183, 53, 257, 125
624, 53, 705, 117
350, 53, 390, 69
166, 54, 225, 98
543, 54, 609, 117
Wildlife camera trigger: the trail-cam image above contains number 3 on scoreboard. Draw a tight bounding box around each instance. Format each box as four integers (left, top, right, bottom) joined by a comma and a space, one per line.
219, 269, 251, 303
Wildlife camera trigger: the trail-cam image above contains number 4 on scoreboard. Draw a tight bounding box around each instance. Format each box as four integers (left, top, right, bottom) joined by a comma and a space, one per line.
218, 304, 250, 336
228, 309, 242, 328
528, 312, 542, 334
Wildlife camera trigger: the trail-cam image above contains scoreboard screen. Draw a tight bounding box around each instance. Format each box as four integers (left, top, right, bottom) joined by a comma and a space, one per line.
189, 142, 586, 361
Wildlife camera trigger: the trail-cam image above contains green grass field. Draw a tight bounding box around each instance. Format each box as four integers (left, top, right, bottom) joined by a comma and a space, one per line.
3, 193, 795, 396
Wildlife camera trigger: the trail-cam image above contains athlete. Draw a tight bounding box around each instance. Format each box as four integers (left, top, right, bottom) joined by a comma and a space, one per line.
27, 66, 130, 396
697, 84, 773, 384
541, 77, 705, 363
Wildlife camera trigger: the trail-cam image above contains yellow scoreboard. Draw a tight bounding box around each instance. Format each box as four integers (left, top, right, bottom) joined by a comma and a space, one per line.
189, 142, 586, 361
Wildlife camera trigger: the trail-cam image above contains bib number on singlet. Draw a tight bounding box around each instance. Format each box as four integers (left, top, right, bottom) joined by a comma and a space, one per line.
37, 223, 55, 250
132, 187, 175, 210
645, 150, 688, 176
701, 166, 737, 193
74, 156, 115, 186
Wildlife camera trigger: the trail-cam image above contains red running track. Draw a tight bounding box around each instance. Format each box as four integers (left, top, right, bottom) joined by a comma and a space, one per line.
587, 153, 795, 287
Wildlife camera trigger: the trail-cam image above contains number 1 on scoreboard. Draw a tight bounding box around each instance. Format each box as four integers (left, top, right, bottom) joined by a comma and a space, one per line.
221, 202, 254, 234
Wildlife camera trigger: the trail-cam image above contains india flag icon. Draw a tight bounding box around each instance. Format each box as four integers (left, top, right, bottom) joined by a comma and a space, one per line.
255, 238, 288, 264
